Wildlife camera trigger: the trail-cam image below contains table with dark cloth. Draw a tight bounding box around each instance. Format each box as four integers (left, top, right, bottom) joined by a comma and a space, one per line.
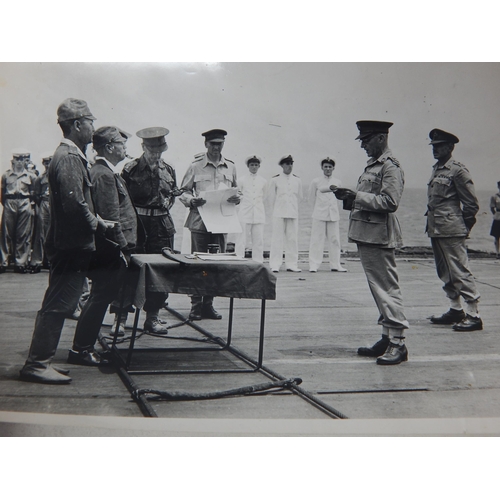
129, 254, 277, 308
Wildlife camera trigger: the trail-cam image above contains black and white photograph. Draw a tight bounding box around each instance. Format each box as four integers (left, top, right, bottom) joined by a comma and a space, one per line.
1, 60, 499, 431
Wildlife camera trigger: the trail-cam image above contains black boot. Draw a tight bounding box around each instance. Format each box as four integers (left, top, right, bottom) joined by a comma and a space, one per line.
201, 297, 222, 320
189, 296, 203, 321
357, 336, 390, 357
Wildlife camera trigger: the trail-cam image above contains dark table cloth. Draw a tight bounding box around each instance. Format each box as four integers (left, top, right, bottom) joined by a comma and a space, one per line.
129, 254, 277, 309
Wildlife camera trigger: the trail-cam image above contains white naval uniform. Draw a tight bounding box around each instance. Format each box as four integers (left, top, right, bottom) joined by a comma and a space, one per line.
267, 172, 303, 271
308, 174, 343, 271
235, 173, 267, 263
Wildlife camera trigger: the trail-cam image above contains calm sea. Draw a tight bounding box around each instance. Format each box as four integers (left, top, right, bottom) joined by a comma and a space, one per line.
170, 187, 497, 255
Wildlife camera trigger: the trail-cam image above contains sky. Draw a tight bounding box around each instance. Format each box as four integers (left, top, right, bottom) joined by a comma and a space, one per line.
1, 62, 499, 190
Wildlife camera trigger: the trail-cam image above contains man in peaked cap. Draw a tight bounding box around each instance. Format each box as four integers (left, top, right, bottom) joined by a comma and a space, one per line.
0, 149, 37, 274
28, 152, 53, 273
334, 120, 409, 365
235, 155, 268, 263
180, 128, 240, 321
120, 126, 179, 334
426, 128, 482, 331
20, 98, 113, 384
308, 157, 346, 273
267, 155, 303, 272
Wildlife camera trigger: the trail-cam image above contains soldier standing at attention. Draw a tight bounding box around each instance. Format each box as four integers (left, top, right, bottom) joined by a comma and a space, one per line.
28, 152, 53, 273
267, 155, 303, 273
426, 129, 482, 331
180, 129, 240, 321
120, 127, 178, 334
334, 121, 409, 365
308, 157, 347, 273
235, 155, 267, 263
0, 149, 37, 274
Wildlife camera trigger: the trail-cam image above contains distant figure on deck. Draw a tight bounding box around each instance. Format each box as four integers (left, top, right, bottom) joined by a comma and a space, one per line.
490, 181, 500, 259
308, 157, 346, 273
267, 155, 303, 273
235, 155, 267, 263
426, 129, 482, 332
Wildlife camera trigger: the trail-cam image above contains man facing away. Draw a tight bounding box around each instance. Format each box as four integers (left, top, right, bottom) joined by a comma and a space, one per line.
426, 128, 482, 331
179, 128, 240, 321
19, 98, 111, 384
334, 121, 409, 365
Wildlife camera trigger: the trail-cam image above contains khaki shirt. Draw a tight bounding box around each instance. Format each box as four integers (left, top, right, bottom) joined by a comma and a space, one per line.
348, 149, 404, 248
180, 153, 238, 233
426, 157, 479, 238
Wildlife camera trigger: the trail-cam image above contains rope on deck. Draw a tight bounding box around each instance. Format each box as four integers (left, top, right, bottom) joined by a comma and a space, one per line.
133, 377, 303, 401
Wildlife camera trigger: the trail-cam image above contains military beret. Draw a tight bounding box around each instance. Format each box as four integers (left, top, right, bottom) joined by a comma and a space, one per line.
93, 126, 131, 149
137, 127, 169, 152
429, 128, 459, 144
57, 98, 96, 123
11, 148, 31, 159
279, 155, 294, 165
202, 129, 227, 142
321, 157, 335, 167
246, 155, 261, 165
355, 120, 393, 140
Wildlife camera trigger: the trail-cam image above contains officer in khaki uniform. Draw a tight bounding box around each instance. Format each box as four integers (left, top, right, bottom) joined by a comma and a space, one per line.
28, 152, 52, 273
426, 129, 482, 331
180, 128, 240, 321
335, 121, 409, 365
0, 149, 37, 273
120, 127, 179, 334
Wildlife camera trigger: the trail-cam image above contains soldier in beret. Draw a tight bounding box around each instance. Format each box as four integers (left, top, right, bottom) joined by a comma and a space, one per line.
20, 98, 113, 384
334, 121, 409, 365
120, 127, 179, 334
28, 152, 53, 273
235, 155, 267, 263
180, 128, 240, 321
0, 149, 36, 274
267, 155, 303, 272
426, 129, 482, 331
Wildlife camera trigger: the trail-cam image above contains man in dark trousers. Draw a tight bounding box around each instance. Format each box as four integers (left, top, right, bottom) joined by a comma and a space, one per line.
20, 98, 111, 384
426, 129, 482, 331
334, 121, 409, 365
70, 126, 139, 357
179, 129, 240, 321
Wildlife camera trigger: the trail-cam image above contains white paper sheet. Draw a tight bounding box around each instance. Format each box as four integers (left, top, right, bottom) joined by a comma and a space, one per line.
197, 187, 242, 233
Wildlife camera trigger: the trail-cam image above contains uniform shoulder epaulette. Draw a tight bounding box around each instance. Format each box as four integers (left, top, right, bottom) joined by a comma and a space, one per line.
224, 157, 234, 164
293, 174, 300, 178
272, 174, 280, 178
451, 160, 466, 168
386, 155, 400, 167
194, 152, 205, 159
122, 159, 139, 172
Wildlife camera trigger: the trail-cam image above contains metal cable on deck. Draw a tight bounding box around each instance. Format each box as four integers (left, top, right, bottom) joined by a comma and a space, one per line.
134, 377, 303, 401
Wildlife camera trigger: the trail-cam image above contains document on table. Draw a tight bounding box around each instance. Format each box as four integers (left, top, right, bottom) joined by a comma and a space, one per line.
197, 187, 242, 233
191, 252, 247, 261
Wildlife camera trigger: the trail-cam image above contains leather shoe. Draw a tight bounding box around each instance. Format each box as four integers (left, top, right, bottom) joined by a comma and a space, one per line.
201, 305, 222, 320
189, 309, 202, 321
14, 266, 27, 274
376, 343, 408, 365
430, 308, 465, 324
452, 314, 483, 332
286, 268, 302, 273
143, 318, 169, 334
67, 349, 110, 366
53, 364, 70, 375
20, 365, 72, 384
357, 336, 390, 357
29, 265, 41, 274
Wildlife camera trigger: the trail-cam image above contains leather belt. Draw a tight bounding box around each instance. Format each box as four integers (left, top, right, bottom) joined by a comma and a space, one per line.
4, 194, 30, 199
136, 207, 170, 217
